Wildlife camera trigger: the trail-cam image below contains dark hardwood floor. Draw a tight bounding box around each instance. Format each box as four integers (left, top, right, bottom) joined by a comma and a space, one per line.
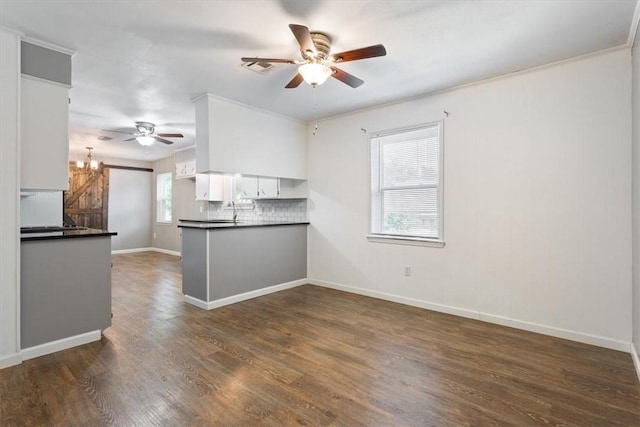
1, 252, 639, 426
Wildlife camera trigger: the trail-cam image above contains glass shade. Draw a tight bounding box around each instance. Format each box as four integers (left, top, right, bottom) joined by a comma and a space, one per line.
137, 135, 155, 146
298, 63, 332, 86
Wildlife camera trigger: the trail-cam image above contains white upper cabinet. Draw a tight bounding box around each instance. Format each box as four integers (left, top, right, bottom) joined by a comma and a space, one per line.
238, 176, 278, 199
194, 94, 307, 179
239, 175, 258, 199
235, 175, 305, 199
175, 146, 196, 179
195, 173, 224, 201
20, 41, 72, 191
258, 177, 278, 198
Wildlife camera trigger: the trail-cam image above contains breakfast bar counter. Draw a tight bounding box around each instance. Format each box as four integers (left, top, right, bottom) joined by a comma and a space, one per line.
178, 220, 308, 310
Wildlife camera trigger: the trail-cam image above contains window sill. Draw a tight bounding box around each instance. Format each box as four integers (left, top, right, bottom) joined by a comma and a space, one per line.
156, 222, 173, 226
366, 234, 445, 248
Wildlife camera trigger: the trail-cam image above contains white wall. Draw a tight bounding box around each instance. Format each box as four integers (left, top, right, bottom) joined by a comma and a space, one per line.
108, 168, 152, 251
308, 48, 632, 350
0, 28, 22, 368
632, 25, 640, 365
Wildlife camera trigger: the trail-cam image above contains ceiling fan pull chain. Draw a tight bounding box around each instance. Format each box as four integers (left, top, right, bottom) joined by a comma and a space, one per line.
312, 85, 319, 136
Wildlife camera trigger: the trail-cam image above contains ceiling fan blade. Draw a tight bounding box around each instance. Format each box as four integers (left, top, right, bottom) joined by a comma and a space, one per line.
102, 129, 135, 135
331, 44, 387, 63
330, 66, 364, 88
241, 57, 297, 64
289, 24, 316, 57
285, 73, 304, 89
156, 133, 183, 138
124, 137, 136, 142
154, 137, 174, 145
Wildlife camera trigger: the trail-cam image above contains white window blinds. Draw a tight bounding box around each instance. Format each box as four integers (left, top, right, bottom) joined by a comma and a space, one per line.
370, 122, 443, 240
156, 172, 172, 223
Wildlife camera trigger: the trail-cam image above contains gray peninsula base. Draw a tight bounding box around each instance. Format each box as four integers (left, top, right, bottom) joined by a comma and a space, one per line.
180, 224, 307, 308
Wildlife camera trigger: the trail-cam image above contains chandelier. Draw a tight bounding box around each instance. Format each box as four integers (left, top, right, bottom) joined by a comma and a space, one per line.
76, 146, 99, 175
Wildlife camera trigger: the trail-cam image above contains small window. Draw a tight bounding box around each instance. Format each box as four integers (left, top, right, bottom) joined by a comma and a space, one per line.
156, 172, 172, 223
370, 122, 443, 243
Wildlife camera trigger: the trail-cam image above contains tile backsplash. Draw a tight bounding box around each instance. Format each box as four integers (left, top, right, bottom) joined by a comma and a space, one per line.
207, 199, 307, 222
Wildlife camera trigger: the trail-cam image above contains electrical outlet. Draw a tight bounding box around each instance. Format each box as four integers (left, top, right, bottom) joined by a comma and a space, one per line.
153, 232, 157, 239
404, 266, 411, 277
199, 206, 204, 213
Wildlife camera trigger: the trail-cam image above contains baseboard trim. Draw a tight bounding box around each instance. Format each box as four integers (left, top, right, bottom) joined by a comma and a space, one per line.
308, 279, 631, 353
631, 343, 640, 383
21, 330, 102, 362
184, 278, 307, 310
152, 247, 181, 257
111, 247, 181, 257
0, 352, 22, 369
112, 247, 154, 255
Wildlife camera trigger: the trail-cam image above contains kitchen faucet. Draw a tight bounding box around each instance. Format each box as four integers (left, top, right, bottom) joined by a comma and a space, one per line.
232, 201, 237, 223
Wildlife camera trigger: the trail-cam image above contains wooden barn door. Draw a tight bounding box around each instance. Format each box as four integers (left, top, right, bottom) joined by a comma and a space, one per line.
64, 162, 109, 230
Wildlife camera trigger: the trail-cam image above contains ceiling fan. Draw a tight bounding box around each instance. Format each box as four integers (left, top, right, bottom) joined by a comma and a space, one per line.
241, 24, 386, 89
103, 122, 183, 146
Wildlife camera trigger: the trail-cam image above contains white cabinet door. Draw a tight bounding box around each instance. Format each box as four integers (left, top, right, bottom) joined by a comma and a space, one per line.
21, 76, 69, 190
175, 161, 187, 178
258, 177, 279, 198
186, 160, 197, 177
195, 174, 209, 200
240, 176, 258, 199
208, 173, 224, 201
175, 146, 196, 179
195, 173, 224, 201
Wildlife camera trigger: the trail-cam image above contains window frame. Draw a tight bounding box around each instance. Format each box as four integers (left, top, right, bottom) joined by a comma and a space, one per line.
156, 172, 173, 224
367, 121, 445, 247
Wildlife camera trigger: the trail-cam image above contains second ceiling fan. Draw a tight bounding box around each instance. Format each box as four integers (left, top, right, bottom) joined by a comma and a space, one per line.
104, 122, 183, 146
241, 24, 386, 89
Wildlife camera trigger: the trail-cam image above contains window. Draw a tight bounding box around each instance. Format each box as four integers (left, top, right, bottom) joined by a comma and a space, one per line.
156, 172, 172, 223
369, 122, 443, 244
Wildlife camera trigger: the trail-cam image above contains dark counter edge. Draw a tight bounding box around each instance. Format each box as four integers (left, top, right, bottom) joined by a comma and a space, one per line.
178, 221, 310, 230
21, 228, 117, 241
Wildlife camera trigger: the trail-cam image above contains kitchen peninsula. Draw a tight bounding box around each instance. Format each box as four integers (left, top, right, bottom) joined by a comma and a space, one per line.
20, 227, 116, 359
178, 220, 308, 309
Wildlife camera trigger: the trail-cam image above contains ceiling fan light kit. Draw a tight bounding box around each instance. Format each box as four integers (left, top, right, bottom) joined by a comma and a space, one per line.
136, 135, 155, 146
298, 63, 332, 86
241, 24, 386, 89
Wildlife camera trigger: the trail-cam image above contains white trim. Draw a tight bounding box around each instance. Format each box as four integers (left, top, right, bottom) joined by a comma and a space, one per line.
190, 93, 305, 125
308, 279, 631, 352
151, 247, 181, 257
631, 343, 640, 383
112, 247, 154, 255
205, 232, 210, 302
366, 235, 446, 247
184, 278, 307, 310
111, 247, 181, 256
21, 35, 76, 56
0, 352, 22, 369
21, 330, 101, 362
628, 0, 640, 47
20, 72, 71, 89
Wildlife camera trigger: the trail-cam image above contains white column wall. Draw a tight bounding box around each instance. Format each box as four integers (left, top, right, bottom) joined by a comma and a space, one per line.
0, 28, 22, 368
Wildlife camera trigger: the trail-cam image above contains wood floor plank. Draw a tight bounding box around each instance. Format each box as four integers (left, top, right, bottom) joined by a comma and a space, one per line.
1, 251, 639, 426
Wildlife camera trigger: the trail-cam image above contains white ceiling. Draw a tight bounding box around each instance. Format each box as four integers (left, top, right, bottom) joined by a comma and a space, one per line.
1, 0, 638, 161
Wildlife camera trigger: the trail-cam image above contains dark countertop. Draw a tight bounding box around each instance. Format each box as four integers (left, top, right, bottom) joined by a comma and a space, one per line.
21, 228, 117, 242
178, 219, 309, 230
